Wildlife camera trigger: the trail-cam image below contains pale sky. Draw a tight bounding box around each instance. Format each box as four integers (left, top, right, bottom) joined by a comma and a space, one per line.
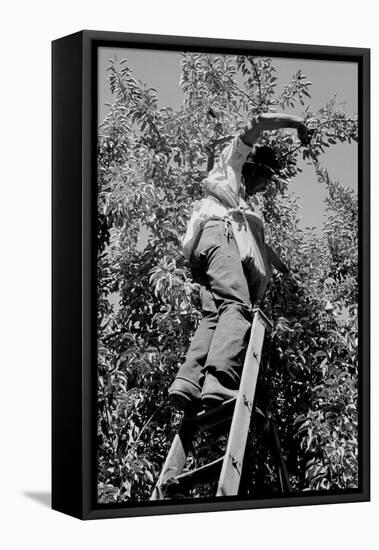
98, 47, 358, 230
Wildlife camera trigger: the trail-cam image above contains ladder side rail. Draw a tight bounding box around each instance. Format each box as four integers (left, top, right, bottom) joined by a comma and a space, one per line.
150, 425, 195, 500
269, 417, 292, 493
216, 310, 266, 497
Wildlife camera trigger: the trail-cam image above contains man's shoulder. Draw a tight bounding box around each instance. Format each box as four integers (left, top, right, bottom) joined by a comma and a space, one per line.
222, 135, 252, 159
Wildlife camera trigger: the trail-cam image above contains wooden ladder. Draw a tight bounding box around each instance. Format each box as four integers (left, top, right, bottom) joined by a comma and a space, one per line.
150, 308, 291, 500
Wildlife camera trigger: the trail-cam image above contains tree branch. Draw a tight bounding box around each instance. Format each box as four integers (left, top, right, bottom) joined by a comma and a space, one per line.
126, 402, 166, 452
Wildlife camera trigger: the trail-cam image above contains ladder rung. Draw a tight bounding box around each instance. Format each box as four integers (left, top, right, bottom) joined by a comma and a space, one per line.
172, 456, 224, 488
253, 307, 274, 330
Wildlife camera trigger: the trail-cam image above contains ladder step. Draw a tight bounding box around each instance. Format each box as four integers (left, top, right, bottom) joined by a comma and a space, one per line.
172, 456, 224, 488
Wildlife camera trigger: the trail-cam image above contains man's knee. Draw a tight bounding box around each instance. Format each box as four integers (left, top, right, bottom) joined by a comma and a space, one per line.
218, 300, 253, 321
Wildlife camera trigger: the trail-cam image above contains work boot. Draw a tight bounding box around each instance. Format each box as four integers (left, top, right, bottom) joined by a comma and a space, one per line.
201, 372, 238, 409
168, 377, 201, 412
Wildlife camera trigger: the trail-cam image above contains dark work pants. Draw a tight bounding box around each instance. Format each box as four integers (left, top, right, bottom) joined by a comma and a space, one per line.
175, 220, 253, 389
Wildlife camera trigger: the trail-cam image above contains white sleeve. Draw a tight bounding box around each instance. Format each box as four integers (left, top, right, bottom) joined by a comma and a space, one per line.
203, 136, 252, 207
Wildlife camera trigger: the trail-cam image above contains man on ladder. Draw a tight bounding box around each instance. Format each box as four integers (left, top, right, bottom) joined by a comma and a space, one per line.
168, 113, 311, 411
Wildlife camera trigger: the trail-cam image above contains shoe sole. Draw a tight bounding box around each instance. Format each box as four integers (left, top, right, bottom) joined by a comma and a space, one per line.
169, 391, 200, 412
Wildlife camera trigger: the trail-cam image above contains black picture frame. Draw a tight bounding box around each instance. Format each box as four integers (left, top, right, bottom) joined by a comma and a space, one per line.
52, 30, 370, 520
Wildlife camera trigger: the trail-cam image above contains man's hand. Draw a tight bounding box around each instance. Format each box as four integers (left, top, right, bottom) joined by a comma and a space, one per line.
297, 123, 313, 146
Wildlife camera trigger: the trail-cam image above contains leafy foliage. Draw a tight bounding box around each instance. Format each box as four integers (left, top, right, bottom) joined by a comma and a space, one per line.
97, 54, 358, 502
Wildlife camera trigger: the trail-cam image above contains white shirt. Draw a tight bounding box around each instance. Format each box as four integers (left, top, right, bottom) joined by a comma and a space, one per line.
182, 135, 272, 298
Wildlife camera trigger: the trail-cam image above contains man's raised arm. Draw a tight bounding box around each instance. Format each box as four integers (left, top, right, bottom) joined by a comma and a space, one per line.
240, 113, 310, 147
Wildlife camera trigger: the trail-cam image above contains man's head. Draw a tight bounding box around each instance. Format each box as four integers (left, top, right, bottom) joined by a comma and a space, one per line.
242, 145, 281, 196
